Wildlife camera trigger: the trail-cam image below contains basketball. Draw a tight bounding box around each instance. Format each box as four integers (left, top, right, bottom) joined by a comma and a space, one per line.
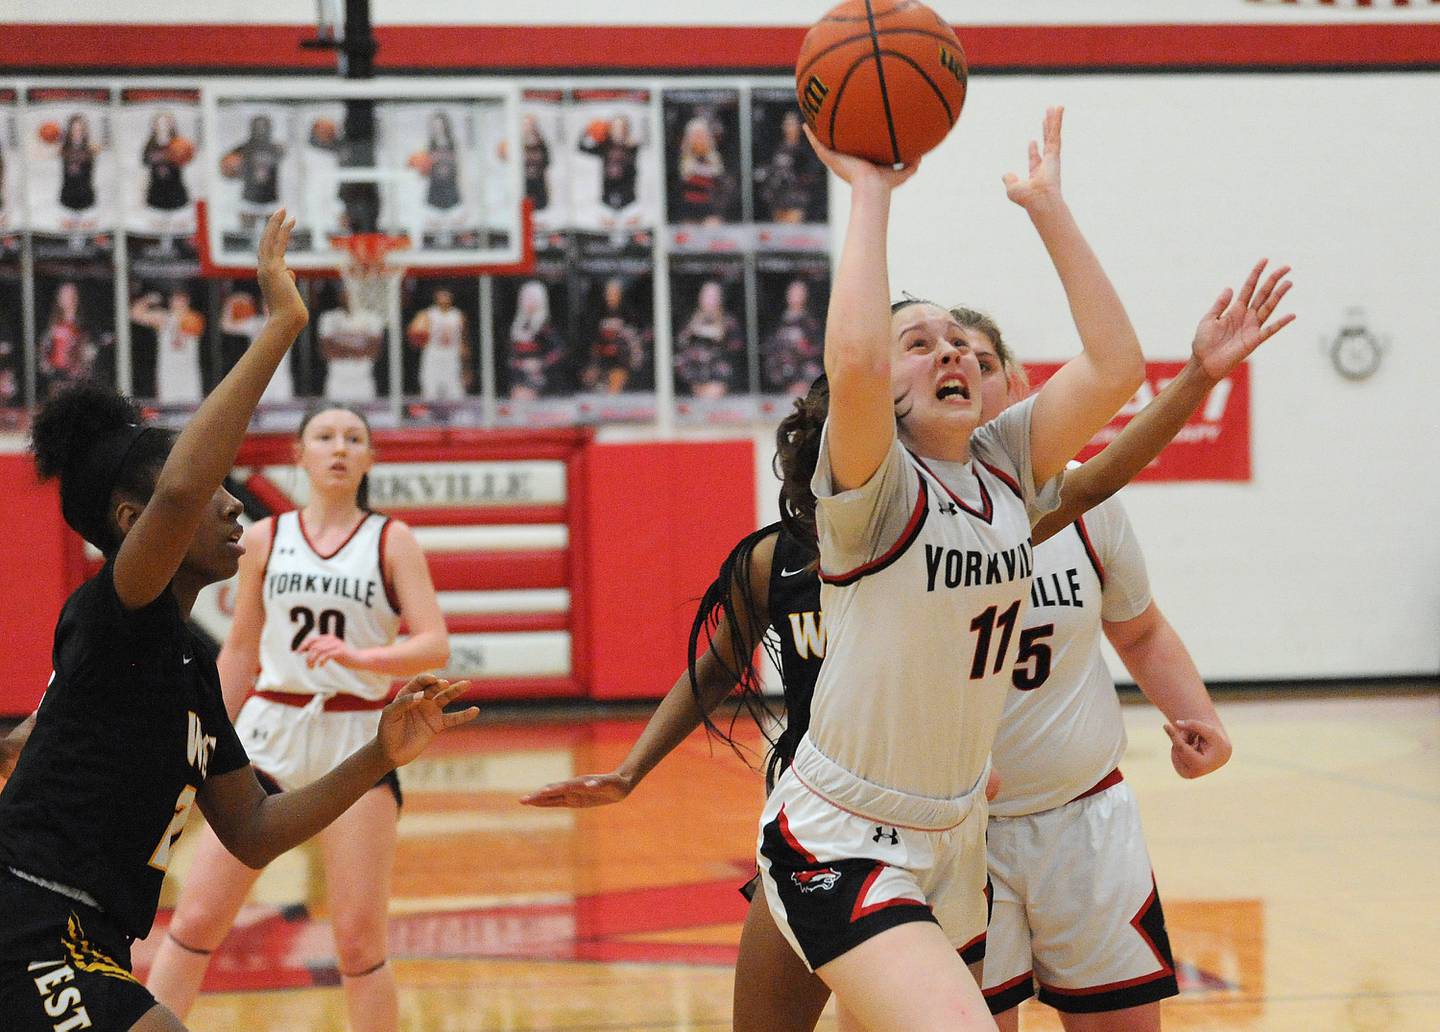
795, 0, 967, 166
219, 152, 243, 178
312, 117, 339, 145
38, 121, 61, 145
180, 311, 205, 337
586, 118, 610, 145
407, 313, 431, 348
166, 137, 196, 165
226, 294, 258, 321
407, 151, 433, 175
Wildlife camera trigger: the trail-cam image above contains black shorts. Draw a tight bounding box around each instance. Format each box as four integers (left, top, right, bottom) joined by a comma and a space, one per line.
253, 764, 403, 809
0, 870, 159, 1031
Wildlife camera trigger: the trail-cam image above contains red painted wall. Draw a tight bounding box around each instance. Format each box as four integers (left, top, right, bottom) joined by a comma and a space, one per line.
0, 437, 755, 716
580, 440, 756, 701
0, 456, 74, 714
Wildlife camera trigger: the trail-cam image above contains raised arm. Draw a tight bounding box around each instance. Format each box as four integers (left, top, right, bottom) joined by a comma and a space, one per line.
197, 675, 476, 867
1105, 603, 1231, 779
520, 533, 776, 808
1031, 259, 1294, 544
297, 522, 450, 677
808, 128, 917, 490
1005, 108, 1146, 484
217, 518, 272, 720
129, 292, 166, 329
113, 212, 307, 611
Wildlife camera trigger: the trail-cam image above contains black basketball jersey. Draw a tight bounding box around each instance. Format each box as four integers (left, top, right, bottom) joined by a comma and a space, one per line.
765, 525, 824, 777
0, 562, 248, 939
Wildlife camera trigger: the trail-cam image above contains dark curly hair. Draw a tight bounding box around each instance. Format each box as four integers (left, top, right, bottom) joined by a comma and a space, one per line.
31, 381, 174, 555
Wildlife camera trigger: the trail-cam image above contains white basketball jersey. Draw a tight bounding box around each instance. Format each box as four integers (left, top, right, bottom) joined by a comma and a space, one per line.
989, 493, 1152, 817
803, 396, 1062, 807
156, 314, 202, 405
426, 307, 464, 351
255, 511, 402, 701
318, 308, 381, 401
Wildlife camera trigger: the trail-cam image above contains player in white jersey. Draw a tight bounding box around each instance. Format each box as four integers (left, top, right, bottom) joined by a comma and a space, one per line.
131, 288, 204, 405
146, 404, 449, 1032
318, 291, 383, 402
408, 288, 468, 401
222, 291, 294, 404
760, 108, 1145, 1031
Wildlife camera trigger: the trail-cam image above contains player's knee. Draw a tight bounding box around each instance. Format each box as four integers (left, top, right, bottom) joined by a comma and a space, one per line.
166, 904, 233, 950
331, 913, 387, 970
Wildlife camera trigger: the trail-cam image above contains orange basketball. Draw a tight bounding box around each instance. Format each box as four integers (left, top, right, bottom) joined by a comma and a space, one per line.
180, 311, 205, 337
585, 119, 610, 145
220, 152, 243, 178
226, 294, 258, 321
312, 118, 339, 145
407, 151, 433, 175
795, 0, 967, 166
38, 121, 61, 145
166, 137, 196, 165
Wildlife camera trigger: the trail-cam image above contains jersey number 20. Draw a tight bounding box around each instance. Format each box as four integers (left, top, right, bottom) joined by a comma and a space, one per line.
290, 606, 347, 650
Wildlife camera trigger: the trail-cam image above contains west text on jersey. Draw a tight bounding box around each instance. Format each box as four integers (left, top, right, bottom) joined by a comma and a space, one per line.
265, 572, 378, 608
27, 959, 93, 1031
924, 541, 1033, 592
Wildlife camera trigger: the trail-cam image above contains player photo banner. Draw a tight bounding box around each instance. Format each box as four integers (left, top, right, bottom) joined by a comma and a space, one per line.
521, 89, 569, 234
121, 88, 202, 238
572, 233, 655, 424
24, 86, 116, 236
494, 245, 579, 428
400, 274, 481, 423
0, 234, 24, 422
663, 88, 746, 253
755, 251, 830, 418
0, 89, 21, 235
751, 86, 829, 252
1025, 360, 1252, 482
568, 89, 658, 234
31, 234, 117, 399
670, 252, 754, 425
213, 99, 312, 254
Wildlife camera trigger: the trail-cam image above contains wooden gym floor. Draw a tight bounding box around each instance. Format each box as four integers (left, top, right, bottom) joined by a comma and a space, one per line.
121, 686, 1437, 1031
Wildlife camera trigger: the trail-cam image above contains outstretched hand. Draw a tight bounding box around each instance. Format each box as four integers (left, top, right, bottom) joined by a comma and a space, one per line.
376, 675, 477, 768
1003, 106, 1064, 213
520, 771, 636, 808
803, 125, 919, 191
1192, 259, 1295, 381
1163, 719, 1232, 779
256, 209, 307, 329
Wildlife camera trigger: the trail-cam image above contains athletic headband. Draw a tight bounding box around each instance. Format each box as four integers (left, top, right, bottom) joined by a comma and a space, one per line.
61, 423, 156, 535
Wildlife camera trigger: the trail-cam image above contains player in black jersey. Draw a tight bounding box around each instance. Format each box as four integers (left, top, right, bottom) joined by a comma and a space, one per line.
0, 212, 476, 1032
521, 256, 1292, 1031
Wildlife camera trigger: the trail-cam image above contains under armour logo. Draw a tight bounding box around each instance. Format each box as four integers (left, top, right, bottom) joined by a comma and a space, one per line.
937, 501, 959, 516
872, 826, 898, 845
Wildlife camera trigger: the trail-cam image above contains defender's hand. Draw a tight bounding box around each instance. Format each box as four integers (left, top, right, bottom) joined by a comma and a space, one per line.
1191, 258, 1295, 382
520, 771, 637, 808
256, 210, 307, 330
1003, 106, 1065, 214
376, 675, 477, 768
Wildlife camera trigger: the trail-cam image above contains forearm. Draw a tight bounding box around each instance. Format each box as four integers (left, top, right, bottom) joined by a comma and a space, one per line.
235, 740, 392, 866
1115, 620, 1220, 727
154, 313, 303, 507
217, 646, 260, 721
615, 652, 738, 786
352, 632, 450, 678
1029, 201, 1143, 387
824, 178, 893, 379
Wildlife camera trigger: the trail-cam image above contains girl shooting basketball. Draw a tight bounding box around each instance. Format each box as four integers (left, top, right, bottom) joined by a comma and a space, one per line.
0, 212, 474, 1032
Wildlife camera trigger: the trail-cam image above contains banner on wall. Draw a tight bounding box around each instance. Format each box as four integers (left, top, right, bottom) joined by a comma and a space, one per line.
1024, 360, 1252, 482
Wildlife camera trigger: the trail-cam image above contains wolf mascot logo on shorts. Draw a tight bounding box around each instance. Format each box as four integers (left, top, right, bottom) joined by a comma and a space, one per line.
792, 867, 841, 893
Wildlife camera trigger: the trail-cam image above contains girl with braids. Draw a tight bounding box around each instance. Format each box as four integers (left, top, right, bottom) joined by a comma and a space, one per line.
522, 255, 1291, 1031
146, 401, 449, 1032
0, 212, 474, 1032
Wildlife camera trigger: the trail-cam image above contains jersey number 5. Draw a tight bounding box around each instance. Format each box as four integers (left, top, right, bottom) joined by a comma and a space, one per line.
290, 606, 347, 651
1011, 624, 1054, 691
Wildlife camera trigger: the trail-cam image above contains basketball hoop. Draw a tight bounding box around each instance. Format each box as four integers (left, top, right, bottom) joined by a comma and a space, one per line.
332, 232, 410, 320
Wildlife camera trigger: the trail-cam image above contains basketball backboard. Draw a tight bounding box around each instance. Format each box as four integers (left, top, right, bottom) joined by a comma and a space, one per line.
198, 79, 527, 275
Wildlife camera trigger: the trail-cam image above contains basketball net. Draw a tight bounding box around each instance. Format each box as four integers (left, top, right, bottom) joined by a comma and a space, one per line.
332, 232, 410, 320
